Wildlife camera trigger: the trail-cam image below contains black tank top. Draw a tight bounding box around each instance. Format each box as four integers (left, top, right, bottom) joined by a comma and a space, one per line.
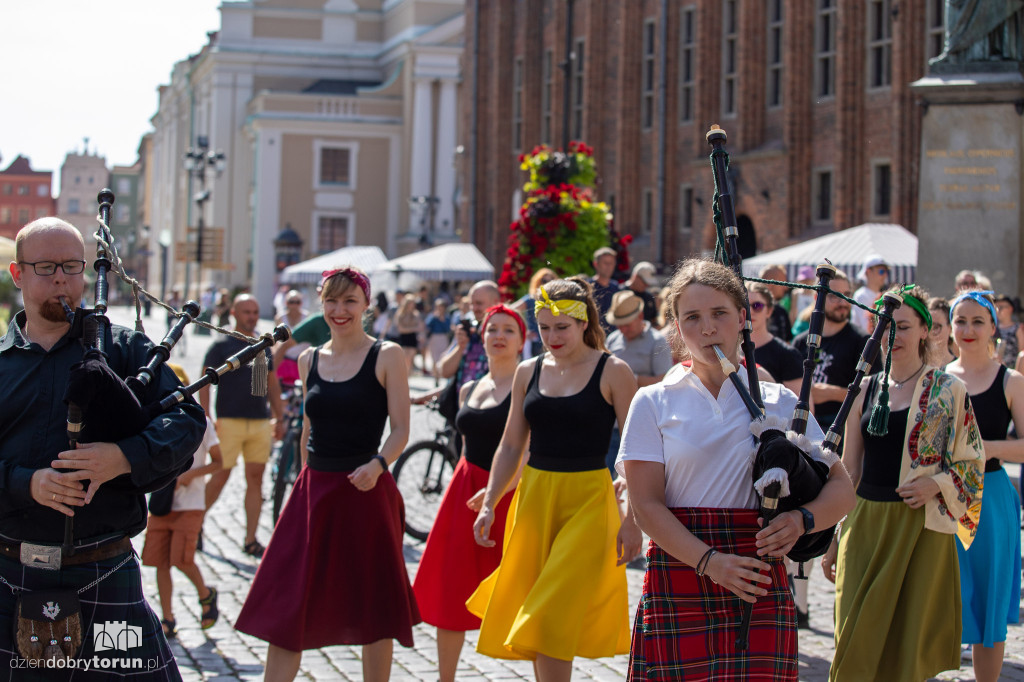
857, 374, 910, 502
523, 352, 616, 472
304, 341, 388, 471
454, 379, 512, 472
969, 364, 1010, 473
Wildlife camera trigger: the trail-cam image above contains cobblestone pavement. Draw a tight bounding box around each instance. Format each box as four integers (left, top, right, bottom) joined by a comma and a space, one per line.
110, 307, 1024, 681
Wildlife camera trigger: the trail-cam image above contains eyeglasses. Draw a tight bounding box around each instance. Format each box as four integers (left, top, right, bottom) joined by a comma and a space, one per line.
18, 260, 86, 276
287, 300, 302, 305
750, 301, 767, 312
875, 266, 888, 274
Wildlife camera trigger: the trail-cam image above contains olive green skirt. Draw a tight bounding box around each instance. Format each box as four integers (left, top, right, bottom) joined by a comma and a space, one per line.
831, 497, 961, 682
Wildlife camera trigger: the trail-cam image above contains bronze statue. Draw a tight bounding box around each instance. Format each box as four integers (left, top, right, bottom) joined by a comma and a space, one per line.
931, 0, 1024, 70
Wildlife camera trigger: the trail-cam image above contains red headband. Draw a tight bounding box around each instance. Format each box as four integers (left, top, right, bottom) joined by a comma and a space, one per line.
320, 268, 371, 302
482, 304, 526, 339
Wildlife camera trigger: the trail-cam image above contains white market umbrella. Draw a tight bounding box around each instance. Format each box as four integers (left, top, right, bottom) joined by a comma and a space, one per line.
280, 245, 387, 286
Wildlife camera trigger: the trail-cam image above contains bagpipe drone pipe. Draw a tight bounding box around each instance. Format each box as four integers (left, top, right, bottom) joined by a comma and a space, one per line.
706, 126, 902, 647
60, 190, 289, 552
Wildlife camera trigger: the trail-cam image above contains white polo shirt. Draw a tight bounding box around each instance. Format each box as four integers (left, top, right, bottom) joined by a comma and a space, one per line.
616, 364, 825, 509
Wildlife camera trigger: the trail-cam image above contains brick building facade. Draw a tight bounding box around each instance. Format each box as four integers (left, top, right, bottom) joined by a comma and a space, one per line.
461, 0, 946, 271
0, 156, 56, 240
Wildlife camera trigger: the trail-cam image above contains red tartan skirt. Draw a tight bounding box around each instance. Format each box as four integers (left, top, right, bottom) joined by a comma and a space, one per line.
412, 458, 513, 631
628, 508, 796, 681
235, 467, 420, 650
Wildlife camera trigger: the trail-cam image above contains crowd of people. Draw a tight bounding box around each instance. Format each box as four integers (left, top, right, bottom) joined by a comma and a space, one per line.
3, 215, 1024, 681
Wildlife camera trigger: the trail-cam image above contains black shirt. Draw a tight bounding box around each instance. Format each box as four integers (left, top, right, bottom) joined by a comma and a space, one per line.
203, 335, 275, 419
0, 312, 205, 543
590, 278, 621, 334
768, 304, 793, 342
792, 323, 873, 420
754, 337, 803, 383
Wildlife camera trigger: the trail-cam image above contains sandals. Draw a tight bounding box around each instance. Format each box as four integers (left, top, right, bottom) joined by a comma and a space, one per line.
199, 586, 219, 631
161, 618, 177, 640
243, 540, 265, 558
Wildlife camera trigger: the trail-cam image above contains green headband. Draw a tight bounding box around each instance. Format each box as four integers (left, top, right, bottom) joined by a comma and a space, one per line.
875, 284, 932, 330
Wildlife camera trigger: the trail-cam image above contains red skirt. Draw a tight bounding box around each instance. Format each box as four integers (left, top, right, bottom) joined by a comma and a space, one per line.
235, 466, 420, 650
628, 508, 796, 681
412, 458, 513, 631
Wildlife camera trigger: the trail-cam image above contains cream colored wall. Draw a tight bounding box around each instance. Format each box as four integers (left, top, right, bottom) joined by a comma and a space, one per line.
252, 16, 322, 40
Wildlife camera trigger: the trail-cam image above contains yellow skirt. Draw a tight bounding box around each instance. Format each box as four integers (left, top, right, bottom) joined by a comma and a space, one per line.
466, 465, 630, 661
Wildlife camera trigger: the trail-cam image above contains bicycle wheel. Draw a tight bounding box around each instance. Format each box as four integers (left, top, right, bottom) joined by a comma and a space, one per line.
392, 440, 457, 541
271, 431, 300, 524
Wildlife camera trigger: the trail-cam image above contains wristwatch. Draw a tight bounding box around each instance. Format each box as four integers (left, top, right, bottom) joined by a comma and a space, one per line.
797, 507, 814, 535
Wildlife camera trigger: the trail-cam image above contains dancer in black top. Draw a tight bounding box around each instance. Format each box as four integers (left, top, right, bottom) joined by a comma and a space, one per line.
413, 305, 525, 682
236, 267, 415, 682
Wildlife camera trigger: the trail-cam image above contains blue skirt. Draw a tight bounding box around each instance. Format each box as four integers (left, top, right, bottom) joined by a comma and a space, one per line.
957, 467, 1022, 647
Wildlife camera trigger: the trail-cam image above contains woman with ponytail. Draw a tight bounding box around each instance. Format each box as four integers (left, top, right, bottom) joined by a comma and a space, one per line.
824, 284, 985, 682
468, 277, 641, 681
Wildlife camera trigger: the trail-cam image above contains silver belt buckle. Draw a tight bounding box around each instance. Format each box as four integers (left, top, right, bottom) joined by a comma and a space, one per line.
20, 543, 62, 571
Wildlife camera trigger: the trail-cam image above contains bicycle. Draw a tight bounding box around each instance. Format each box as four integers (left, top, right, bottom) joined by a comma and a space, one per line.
270, 382, 304, 524
392, 399, 459, 541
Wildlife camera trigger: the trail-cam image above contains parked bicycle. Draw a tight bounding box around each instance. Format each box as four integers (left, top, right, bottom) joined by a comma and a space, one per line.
269, 381, 304, 524
392, 399, 458, 541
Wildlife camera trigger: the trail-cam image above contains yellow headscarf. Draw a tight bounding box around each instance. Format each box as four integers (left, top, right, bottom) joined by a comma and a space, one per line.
534, 288, 588, 322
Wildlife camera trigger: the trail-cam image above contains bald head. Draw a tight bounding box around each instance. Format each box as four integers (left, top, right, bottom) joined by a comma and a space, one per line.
16, 218, 84, 263
469, 280, 500, 320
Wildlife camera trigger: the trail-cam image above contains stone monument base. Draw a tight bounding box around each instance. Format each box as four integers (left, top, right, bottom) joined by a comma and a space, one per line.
911, 72, 1024, 299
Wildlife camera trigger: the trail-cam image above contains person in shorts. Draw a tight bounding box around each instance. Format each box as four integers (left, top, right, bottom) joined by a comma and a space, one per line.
143, 365, 223, 639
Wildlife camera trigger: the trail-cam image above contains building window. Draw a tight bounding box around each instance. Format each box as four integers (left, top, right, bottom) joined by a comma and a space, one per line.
868, 0, 892, 89
17, 209, 29, 224
36, 184, 48, 197
873, 162, 892, 217
0, 207, 10, 223
680, 185, 694, 233
17, 185, 28, 196
722, 0, 738, 116
319, 148, 351, 186
812, 169, 833, 223
767, 0, 783, 108
35, 207, 46, 219
643, 188, 654, 234
68, 198, 80, 214
680, 6, 696, 123
115, 204, 130, 223
642, 19, 656, 130
816, 0, 837, 98
542, 50, 553, 145
927, 0, 945, 62
513, 57, 524, 152
317, 215, 350, 253
571, 38, 585, 140
2, 184, 10, 195
117, 178, 131, 195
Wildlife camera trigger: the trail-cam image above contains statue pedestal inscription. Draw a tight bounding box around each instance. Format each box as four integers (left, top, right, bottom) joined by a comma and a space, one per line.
911, 73, 1024, 297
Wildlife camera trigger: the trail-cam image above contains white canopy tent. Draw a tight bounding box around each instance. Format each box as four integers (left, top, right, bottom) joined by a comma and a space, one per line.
742, 223, 918, 285
279, 246, 388, 286
374, 243, 494, 282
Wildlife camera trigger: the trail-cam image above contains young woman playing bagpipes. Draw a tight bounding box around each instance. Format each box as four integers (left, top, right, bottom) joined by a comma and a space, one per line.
823, 285, 985, 681
412, 305, 525, 682
617, 259, 856, 680
469, 277, 642, 682
235, 268, 417, 682
946, 290, 1024, 682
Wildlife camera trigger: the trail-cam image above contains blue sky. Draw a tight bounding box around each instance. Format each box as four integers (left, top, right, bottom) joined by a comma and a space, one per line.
0, 0, 222, 193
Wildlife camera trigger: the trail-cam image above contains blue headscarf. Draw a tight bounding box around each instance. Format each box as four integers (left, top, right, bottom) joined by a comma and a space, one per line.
949, 290, 998, 326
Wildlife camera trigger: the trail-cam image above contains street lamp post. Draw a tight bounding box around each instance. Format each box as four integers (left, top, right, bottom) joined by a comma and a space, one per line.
183, 136, 226, 302
408, 195, 439, 246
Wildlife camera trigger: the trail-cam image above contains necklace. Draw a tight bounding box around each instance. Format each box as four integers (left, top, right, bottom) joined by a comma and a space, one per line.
891, 363, 925, 390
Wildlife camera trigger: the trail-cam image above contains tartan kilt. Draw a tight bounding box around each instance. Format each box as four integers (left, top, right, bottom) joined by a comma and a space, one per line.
0, 549, 180, 681
628, 508, 796, 681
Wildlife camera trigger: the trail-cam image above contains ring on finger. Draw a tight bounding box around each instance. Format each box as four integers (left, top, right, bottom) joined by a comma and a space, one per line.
52, 493, 57, 502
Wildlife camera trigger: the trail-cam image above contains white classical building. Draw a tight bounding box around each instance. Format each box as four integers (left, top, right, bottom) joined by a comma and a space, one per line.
146, 0, 464, 311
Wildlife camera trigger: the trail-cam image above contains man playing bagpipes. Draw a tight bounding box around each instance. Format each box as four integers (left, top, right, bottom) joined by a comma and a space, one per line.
0, 217, 204, 679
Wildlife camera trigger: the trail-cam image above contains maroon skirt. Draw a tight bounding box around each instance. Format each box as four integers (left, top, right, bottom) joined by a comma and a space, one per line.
412, 458, 514, 631
235, 466, 420, 650
628, 508, 796, 681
